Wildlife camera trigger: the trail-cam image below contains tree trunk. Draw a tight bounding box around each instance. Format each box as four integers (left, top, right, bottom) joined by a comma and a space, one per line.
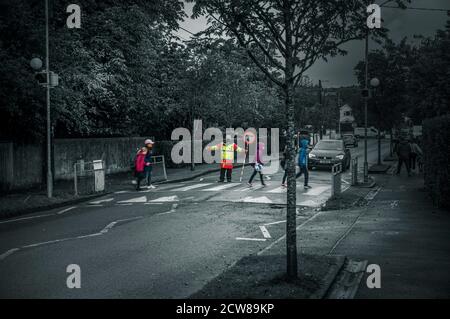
285, 81, 297, 280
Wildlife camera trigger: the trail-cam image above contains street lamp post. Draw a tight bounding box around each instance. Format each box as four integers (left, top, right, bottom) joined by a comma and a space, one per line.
363, 31, 369, 183
45, 0, 53, 198
370, 77, 380, 165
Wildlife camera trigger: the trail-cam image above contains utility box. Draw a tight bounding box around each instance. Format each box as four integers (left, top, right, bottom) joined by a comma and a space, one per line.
93, 160, 105, 192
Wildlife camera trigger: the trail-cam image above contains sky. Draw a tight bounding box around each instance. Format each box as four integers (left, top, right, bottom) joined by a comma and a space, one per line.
178, 0, 449, 88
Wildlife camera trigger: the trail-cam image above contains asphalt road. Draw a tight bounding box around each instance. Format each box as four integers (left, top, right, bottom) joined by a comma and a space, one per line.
0, 139, 391, 298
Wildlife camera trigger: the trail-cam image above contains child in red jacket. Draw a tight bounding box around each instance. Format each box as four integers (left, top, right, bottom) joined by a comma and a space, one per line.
135, 147, 147, 191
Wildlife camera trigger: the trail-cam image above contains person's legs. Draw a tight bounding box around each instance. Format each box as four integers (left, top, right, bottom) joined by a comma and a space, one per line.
406, 158, 411, 175
146, 168, 152, 186
248, 169, 257, 183
396, 158, 403, 174
282, 170, 287, 185
136, 173, 143, 190
226, 168, 232, 182
219, 168, 225, 182
302, 165, 309, 186
259, 171, 266, 185
411, 154, 417, 170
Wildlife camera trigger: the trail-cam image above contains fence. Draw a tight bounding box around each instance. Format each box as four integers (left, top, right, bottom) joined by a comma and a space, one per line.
0, 137, 149, 191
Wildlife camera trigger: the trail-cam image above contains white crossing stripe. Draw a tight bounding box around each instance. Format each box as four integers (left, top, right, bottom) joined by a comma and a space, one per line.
170, 183, 212, 192
240, 196, 273, 204
302, 186, 330, 196
233, 184, 264, 192
150, 195, 179, 202
118, 196, 147, 204
267, 186, 286, 193
298, 199, 320, 207
202, 183, 240, 191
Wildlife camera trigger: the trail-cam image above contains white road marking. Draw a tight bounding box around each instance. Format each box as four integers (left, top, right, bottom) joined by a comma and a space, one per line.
259, 226, 271, 239
150, 195, 179, 202
240, 196, 273, 204
233, 184, 264, 192
0, 216, 143, 261
257, 210, 323, 256
202, 183, 240, 191
236, 237, 267, 242
89, 198, 114, 205
263, 220, 286, 226
0, 213, 53, 225
170, 183, 212, 192
0, 206, 77, 225
365, 186, 382, 201
267, 186, 286, 193
118, 196, 147, 204
390, 200, 399, 209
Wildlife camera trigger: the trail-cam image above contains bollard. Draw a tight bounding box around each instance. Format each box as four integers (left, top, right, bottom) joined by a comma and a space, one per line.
351, 156, 358, 186
331, 163, 342, 199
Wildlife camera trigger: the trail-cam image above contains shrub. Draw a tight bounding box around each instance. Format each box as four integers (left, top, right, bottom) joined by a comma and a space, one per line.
422, 115, 450, 210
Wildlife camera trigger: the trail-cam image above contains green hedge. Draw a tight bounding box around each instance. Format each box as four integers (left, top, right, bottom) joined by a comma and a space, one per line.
423, 115, 450, 210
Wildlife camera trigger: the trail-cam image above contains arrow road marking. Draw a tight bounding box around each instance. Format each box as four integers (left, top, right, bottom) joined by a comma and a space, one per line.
259, 226, 271, 239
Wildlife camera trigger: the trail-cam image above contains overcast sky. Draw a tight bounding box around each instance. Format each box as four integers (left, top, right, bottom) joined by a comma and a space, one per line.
178, 0, 449, 88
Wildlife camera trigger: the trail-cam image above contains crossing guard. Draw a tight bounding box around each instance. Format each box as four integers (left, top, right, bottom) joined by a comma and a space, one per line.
209, 136, 245, 182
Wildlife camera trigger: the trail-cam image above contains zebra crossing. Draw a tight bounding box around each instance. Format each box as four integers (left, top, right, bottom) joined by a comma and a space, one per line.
95, 180, 334, 208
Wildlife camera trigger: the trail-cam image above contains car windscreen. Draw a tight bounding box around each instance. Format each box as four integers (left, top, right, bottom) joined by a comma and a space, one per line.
315, 141, 343, 151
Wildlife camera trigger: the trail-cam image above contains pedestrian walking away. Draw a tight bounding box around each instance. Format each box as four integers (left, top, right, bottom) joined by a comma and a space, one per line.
208, 136, 244, 183
296, 133, 311, 189
410, 138, 423, 172
134, 147, 148, 191
248, 142, 267, 187
144, 139, 156, 189
394, 137, 412, 176
281, 146, 288, 187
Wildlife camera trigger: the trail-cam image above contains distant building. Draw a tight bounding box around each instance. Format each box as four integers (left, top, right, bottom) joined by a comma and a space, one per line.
339, 104, 355, 124
339, 104, 356, 133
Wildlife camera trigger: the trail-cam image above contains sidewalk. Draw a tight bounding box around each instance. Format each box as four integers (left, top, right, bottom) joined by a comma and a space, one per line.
336, 171, 450, 298
0, 163, 233, 220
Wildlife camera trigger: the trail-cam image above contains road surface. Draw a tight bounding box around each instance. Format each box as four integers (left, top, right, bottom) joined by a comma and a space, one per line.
0, 140, 391, 298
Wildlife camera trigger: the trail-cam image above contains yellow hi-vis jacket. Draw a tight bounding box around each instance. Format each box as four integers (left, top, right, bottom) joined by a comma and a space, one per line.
210, 143, 243, 169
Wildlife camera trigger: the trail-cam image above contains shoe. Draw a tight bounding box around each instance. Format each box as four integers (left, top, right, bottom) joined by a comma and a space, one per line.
247, 183, 253, 187
304, 185, 312, 189
148, 185, 156, 189
281, 183, 287, 187
262, 183, 267, 187
217, 180, 225, 183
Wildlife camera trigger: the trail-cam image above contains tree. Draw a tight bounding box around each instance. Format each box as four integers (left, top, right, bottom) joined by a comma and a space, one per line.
189, 0, 394, 279
354, 38, 413, 161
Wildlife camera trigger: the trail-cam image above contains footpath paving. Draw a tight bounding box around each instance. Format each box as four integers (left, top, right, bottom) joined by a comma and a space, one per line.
332, 171, 450, 298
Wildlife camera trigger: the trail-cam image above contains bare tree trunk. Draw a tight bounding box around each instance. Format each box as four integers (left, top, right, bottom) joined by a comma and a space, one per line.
285, 81, 297, 280
284, 3, 297, 279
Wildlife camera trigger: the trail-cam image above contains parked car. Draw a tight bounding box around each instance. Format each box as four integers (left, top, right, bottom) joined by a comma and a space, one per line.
342, 133, 358, 147
308, 139, 351, 171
